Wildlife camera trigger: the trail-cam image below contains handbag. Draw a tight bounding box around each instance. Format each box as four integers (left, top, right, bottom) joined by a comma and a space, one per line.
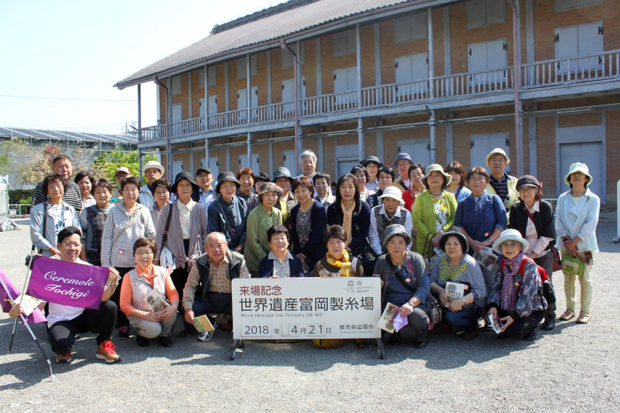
561, 255, 585, 276
551, 246, 562, 272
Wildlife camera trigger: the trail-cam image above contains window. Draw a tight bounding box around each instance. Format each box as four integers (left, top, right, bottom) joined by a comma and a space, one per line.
281, 43, 305, 69
394, 53, 429, 97
394, 12, 427, 44
467, 0, 505, 29
333, 29, 356, 57
236, 56, 258, 79
467, 39, 508, 87
555, 22, 603, 73
555, 0, 602, 13
171, 76, 181, 95
281, 78, 306, 113
333, 66, 357, 106
200, 66, 217, 88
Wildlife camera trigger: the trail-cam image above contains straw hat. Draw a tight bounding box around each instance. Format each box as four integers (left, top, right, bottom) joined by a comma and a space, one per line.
485, 147, 511, 166
142, 160, 165, 176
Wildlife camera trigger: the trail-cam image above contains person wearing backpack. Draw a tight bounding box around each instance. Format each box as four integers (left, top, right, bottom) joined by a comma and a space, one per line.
508, 175, 557, 330
487, 229, 546, 341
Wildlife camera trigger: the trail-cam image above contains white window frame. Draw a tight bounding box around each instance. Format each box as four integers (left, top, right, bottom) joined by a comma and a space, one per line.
394, 12, 427, 44
171, 76, 182, 96
466, 0, 506, 29
236, 56, 258, 79
333, 29, 356, 57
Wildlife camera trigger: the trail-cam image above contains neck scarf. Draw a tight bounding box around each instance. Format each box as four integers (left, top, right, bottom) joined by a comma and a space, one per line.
439, 256, 468, 283
500, 252, 524, 312
340, 201, 355, 245
326, 250, 352, 276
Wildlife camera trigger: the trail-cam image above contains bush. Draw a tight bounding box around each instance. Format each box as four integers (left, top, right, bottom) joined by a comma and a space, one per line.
9, 189, 34, 204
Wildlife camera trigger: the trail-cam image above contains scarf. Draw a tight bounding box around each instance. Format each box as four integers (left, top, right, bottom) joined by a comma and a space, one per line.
340, 201, 355, 246
326, 250, 352, 276
500, 252, 524, 312
439, 256, 468, 283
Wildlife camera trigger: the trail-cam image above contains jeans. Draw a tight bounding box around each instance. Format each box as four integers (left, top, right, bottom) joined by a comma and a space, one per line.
444, 307, 482, 332
192, 292, 233, 317
110, 267, 133, 328
48, 300, 117, 354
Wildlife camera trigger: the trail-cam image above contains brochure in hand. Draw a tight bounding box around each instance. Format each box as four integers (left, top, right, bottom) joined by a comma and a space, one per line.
474, 247, 499, 272
376, 302, 399, 333
487, 314, 503, 334
145, 289, 169, 312
445, 281, 466, 301
193, 314, 215, 333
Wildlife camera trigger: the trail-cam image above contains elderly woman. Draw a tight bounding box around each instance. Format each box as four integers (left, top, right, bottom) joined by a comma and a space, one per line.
155, 172, 207, 307
454, 166, 507, 289
327, 173, 374, 276
30, 174, 80, 257
120, 238, 178, 347
360, 155, 382, 193
80, 178, 113, 266
150, 178, 171, 229
430, 231, 486, 340
244, 182, 283, 276
75, 171, 96, 210
412, 164, 457, 258
313, 172, 336, 206
445, 161, 471, 203
288, 176, 327, 273
258, 225, 305, 278
402, 163, 425, 212
313, 225, 364, 277
101, 175, 156, 338
273, 166, 297, 223
508, 175, 556, 330
555, 162, 600, 325
373, 224, 430, 348
351, 164, 375, 203
369, 186, 412, 256
367, 166, 395, 208
487, 229, 546, 341
207, 172, 248, 252
237, 168, 259, 211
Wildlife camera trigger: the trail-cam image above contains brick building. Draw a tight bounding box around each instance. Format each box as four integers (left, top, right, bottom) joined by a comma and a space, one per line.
115, 0, 620, 204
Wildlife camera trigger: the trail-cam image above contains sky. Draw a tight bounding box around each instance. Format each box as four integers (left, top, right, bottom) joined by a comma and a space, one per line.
0, 0, 285, 134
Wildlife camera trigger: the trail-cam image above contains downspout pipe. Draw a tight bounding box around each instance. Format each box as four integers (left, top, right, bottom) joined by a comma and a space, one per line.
280, 40, 301, 174
507, 0, 523, 177
154, 78, 173, 181
137, 84, 143, 185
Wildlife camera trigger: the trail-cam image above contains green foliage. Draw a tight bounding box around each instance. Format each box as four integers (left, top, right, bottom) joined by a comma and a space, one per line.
93, 147, 158, 184
9, 189, 34, 204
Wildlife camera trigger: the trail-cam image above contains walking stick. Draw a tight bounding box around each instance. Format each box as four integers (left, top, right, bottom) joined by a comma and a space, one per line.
0, 272, 54, 381
8, 250, 36, 352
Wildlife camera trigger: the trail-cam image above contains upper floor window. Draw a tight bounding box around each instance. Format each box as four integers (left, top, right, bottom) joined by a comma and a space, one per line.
466, 0, 505, 29
333, 29, 356, 57
281, 43, 305, 70
394, 12, 427, 44
555, 0, 602, 13
200, 66, 217, 88
171, 76, 181, 96
555, 22, 603, 73
236, 56, 258, 79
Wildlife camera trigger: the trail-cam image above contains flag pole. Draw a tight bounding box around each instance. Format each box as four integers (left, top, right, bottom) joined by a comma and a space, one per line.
0, 272, 54, 381
8, 251, 37, 352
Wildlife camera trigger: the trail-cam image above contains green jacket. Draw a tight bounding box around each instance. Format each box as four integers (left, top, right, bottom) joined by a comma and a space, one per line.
486, 174, 519, 211
412, 190, 457, 256
244, 204, 282, 275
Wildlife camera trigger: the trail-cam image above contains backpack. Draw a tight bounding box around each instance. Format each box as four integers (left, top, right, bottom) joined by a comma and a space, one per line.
500, 257, 556, 311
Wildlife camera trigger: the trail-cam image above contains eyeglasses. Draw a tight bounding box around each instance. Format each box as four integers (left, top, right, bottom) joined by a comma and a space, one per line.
135, 250, 154, 256
60, 242, 81, 249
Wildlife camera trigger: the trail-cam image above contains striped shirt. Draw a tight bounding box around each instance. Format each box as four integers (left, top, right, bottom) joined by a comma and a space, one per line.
32, 180, 83, 212
100, 203, 156, 267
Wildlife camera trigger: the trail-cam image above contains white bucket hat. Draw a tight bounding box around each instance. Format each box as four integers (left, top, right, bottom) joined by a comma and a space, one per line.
492, 229, 529, 255
485, 147, 511, 166
142, 160, 165, 176
563, 162, 593, 187
378, 186, 404, 204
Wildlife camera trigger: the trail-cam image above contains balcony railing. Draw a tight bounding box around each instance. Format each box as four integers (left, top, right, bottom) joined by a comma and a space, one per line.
522, 49, 620, 88
140, 50, 619, 143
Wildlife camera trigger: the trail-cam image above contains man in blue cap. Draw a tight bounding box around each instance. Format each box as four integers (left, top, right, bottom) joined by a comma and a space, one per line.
393, 152, 414, 193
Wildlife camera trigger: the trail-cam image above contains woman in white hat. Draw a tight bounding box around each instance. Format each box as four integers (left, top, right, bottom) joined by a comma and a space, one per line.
555, 162, 600, 324
138, 160, 165, 209
368, 186, 412, 256
487, 229, 546, 341
412, 164, 458, 257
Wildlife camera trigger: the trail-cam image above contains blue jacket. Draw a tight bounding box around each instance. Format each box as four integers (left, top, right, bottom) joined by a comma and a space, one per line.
287, 200, 327, 272
258, 255, 305, 278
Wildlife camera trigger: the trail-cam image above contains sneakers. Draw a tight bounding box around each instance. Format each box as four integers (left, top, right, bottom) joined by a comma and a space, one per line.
136, 335, 149, 347
118, 325, 130, 339
96, 340, 121, 363
55, 351, 72, 364
197, 330, 215, 342
576, 312, 591, 324
558, 310, 575, 321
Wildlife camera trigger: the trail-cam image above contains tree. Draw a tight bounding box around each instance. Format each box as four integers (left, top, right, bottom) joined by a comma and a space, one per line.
93, 147, 158, 184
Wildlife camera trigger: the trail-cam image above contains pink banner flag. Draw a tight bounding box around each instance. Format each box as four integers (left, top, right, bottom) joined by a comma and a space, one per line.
27, 256, 109, 310
0, 269, 47, 324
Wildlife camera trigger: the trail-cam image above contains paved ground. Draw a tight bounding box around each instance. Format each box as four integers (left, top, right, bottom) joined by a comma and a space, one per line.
0, 217, 619, 412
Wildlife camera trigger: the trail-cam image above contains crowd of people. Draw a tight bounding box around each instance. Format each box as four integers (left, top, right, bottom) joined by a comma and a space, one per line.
10, 147, 600, 364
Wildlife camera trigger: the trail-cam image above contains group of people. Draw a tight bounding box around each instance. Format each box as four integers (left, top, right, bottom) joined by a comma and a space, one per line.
12, 147, 600, 363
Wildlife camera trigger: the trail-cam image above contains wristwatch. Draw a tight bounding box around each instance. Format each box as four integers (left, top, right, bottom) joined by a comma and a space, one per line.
408, 300, 415, 307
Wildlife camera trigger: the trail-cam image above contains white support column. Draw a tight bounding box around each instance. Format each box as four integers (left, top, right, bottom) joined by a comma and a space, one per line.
373, 23, 382, 105
525, 0, 535, 64
246, 132, 252, 170
442, 7, 451, 75
188, 72, 192, 119
225, 145, 231, 171
166, 78, 173, 181
137, 84, 142, 182
267, 51, 272, 105
246, 54, 252, 163
318, 135, 324, 171
445, 122, 454, 162
268, 140, 274, 177
189, 147, 194, 175
356, 24, 364, 161
296, 41, 303, 155
315, 38, 322, 95
428, 8, 436, 163
224, 63, 229, 112
204, 138, 210, 170
204, 64, 209, 129
376, 129, 384, 161
528, 114, 537, 176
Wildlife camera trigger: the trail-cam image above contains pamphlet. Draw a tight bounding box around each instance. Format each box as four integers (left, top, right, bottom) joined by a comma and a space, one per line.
14, 294, 42, 316
487, 314, 503, 334
445, 281, 466, 301
193, 314, 215, 333
376, 302, 399, 333
145, 289, 169, 312
474, 247, 499, 272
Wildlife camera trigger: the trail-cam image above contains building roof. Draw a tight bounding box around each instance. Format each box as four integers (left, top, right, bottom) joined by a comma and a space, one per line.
115, 0, 448, 89
0, 127, 137, 145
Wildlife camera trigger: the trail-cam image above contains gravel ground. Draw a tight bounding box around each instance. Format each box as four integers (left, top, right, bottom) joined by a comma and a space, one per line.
0, 217, 619, 412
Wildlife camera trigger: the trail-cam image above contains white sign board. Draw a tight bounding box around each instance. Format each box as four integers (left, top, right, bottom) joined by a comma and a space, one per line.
232, 278, 382, 340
